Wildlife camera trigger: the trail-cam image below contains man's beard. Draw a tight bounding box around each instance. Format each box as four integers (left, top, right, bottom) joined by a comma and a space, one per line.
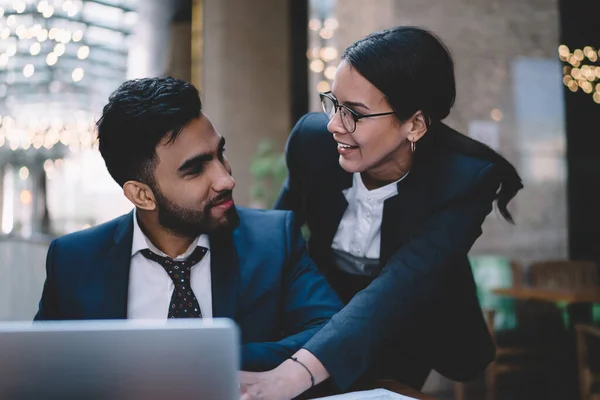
151, 185, 239, 238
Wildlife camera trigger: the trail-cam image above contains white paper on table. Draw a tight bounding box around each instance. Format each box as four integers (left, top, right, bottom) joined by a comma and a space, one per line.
311, 388, 417, 400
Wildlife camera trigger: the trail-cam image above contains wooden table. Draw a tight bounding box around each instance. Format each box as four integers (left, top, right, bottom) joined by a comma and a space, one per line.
492, 286, 600, 327
309, 379, 435, 400
374, 379, 436, 399
492, 287, 600, 304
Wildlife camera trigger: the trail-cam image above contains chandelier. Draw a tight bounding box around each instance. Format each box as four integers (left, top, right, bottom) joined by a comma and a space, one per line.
0, 0, 136, 167
0, 0, 136, 236
559, 44, 600, 104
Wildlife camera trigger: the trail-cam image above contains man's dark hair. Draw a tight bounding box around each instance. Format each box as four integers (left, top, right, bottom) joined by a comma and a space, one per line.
96, 76, 202, 187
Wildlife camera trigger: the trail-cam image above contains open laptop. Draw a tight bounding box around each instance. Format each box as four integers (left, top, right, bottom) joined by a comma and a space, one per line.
0, 319, 239, 400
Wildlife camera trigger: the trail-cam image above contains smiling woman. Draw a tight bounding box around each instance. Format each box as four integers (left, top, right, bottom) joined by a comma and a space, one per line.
239, 26, 524, 400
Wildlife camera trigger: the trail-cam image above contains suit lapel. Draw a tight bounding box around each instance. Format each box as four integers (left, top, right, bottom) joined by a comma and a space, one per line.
380, 161, 431, 265
102, 211, 134, 319
210, 232, 239, 319
95, 212, 241, 320
320, 169, 353, 251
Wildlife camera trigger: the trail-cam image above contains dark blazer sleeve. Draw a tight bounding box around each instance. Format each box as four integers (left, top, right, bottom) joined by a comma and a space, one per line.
34, 239, 58, 321
302, 163, 500, 390
274, 115, 310, 225
241, 212, 344, 371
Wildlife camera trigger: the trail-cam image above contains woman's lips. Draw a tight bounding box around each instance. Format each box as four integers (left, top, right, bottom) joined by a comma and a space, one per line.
337, 142, 359, 156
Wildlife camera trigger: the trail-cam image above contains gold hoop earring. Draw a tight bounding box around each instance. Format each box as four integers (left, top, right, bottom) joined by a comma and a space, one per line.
410, 140, 416, 153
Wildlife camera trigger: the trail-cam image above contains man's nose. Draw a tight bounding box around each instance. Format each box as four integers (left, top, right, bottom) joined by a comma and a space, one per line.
213, 165, 235, 193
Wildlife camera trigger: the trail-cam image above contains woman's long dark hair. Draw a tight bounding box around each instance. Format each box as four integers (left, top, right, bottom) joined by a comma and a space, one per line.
342, 26, 523, 223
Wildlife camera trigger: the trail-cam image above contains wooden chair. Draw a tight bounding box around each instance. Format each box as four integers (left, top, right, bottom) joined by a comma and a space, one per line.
509, 260, 526, 288
455, 261, 530, 400
454, 309, 537, 400
457, 260, 600, 400
576, 324, 600, 400
528, 260, 598, 290
528, 260, 599, 329
528, 261, 600, 398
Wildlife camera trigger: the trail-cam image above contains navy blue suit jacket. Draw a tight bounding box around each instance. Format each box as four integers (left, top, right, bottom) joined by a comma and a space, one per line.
276, 113, 497, 390
34, 206, 343, 372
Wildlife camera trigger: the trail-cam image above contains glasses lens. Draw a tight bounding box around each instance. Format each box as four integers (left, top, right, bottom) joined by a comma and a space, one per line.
321, 95, 336, 119
340, 107, 356, 132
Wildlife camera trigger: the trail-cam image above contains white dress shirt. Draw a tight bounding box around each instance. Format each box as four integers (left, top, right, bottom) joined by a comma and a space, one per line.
128, 213, 213, 319
332, 172, 408, 264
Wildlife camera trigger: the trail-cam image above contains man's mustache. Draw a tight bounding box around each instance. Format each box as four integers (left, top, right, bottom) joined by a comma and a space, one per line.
208, 191, 234, 207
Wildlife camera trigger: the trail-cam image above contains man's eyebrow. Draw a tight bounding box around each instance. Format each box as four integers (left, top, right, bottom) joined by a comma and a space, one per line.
178, 153, 212, 173
177, 137, 225, 172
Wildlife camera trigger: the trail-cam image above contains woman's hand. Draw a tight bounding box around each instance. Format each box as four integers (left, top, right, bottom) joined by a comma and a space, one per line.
239, 350, 330, 400
240, 367, 304, 400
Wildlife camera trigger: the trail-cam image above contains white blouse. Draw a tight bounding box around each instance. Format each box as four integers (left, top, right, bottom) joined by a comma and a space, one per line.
331, 172, 408, 275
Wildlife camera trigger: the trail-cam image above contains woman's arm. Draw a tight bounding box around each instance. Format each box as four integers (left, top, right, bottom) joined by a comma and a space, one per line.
301, 162, 501, 390
240, 349, 328, 400
240, 162, 502, 400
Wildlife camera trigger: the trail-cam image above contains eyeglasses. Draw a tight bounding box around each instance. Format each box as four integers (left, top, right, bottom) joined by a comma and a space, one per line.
319, 91, 396, 133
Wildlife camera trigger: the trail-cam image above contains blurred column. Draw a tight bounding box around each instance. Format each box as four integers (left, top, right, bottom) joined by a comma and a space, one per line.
307, 0, 338, 112
0, 165, 4, 231
201, 0, 292, 206
334, 0, 395, 51
290, 0, 309, 123
559, 0, 600, 264
167, 0, 193, 81
191, 0, 203, 89
128, 0, 180, 78
30, 166, 50, 235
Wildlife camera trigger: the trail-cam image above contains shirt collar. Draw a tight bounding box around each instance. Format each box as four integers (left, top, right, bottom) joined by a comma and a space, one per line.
353, 172, 409, 203
131, 211, 210, 261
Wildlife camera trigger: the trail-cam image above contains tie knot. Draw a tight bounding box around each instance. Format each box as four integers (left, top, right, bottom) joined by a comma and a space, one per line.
140, 247, 208, 282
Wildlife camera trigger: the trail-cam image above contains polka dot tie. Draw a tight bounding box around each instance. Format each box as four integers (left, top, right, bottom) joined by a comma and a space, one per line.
140, 247, 208, 319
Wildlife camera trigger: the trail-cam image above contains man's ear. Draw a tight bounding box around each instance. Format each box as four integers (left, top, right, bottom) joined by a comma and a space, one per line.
123, 180, 157, 211
407, 110, 428, 143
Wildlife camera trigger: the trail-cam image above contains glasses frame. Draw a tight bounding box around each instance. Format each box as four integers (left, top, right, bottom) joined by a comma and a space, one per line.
319, 91, 396, 133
